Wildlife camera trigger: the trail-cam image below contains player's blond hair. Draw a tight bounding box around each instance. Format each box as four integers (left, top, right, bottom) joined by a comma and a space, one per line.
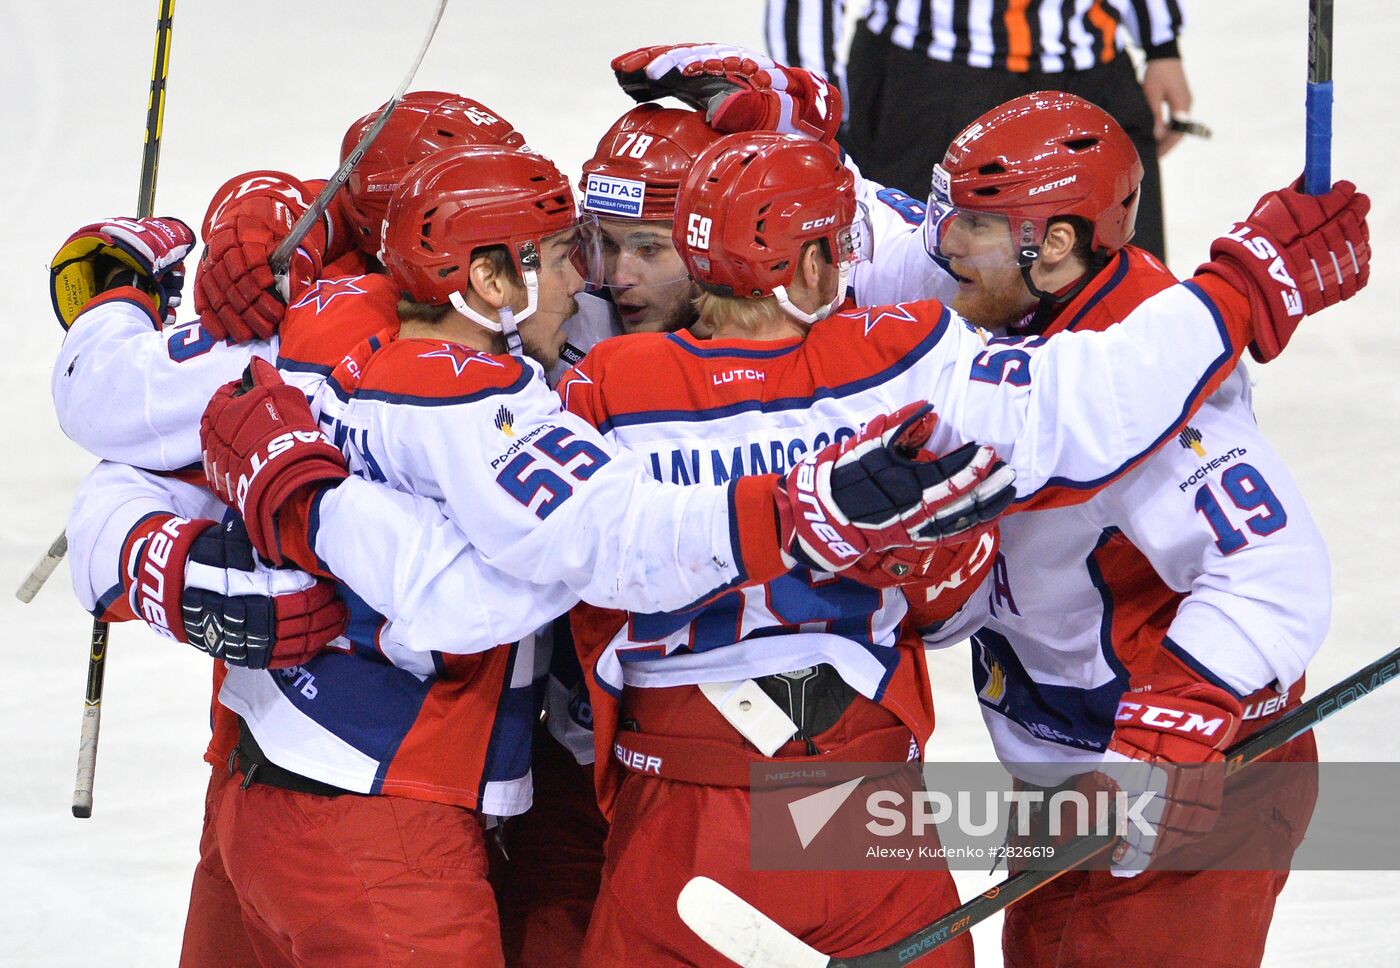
692, 290, 780, 331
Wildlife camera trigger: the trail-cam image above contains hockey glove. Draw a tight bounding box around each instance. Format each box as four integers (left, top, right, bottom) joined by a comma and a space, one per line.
774, 402, 1016, 574
1197, 178, 1370, 363
612, 43, 842, 143
193, 170, 327, 343
50, 216, 195, 329
201, 357, 348, 569
121, 513, 346, 669
1098, 680, 1243, 877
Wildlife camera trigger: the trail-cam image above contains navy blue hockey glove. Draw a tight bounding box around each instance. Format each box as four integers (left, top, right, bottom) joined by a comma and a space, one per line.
120, 513, 346, 669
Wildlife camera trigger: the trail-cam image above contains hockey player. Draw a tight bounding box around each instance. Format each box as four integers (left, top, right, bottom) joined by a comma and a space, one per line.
916, 93, 1346, 968
542, 118, 1367, 963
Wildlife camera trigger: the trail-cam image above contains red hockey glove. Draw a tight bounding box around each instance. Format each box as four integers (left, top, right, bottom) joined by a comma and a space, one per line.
201, 358, 348, 568
120, 513, 346, 669
774, 402, 1016, 574
193, 170, 327, 343
50, 216, 195, 329
1098, 681, 1243, 876
612, 43, 842, 143
1196, 178, 1369, 363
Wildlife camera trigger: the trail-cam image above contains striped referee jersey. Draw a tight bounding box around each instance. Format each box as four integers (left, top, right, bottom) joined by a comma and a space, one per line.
767, 0, 1183, 79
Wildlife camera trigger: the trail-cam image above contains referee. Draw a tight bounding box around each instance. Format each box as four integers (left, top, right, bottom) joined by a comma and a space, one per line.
766, 0, 1189, 261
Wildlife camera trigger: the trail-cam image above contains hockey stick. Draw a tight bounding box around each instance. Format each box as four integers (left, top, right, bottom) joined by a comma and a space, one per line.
267, 0, 450, 277
678, 644, 1400, 967
1303, 0, 1334, 195
71, 0, 177, 821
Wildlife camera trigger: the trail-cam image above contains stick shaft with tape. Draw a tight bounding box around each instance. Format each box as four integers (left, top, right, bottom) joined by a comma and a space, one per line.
1304, 0, 1334, 195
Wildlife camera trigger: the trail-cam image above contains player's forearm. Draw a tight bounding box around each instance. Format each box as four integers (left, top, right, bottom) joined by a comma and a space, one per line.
312, 477, 577, 654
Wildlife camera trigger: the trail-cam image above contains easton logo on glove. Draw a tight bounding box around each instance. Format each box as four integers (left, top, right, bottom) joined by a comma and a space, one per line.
208, 428, 336, 517
1217, 225, 1303, 317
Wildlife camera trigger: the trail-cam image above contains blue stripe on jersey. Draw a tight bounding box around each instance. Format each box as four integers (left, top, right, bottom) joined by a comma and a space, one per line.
971, 627, 1123, 752
666, 333, 805, 361
93, 580, 125, 620
1016, 280, 1233, 503
1085, 528, 1134, 686
1161, 635, 1248, 699
479, 643, 538, 787
595, 307, 952, 436
1061, 251, 1131, 333
276, 356, 333, 376
325, 366, 535, 408
340, 584, 393, 665
269, 650, 433, 777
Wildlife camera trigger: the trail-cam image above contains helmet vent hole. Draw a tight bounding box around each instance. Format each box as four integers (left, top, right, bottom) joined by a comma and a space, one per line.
973, 188, 1000, 197
1064, 138, 1099, 151
437, 129, 456, 138
438, 265, 458, 278
421, 221, 433, 237
977, 163, 1006, 175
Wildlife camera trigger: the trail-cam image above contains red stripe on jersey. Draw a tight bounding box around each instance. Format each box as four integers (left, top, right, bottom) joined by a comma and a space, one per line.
380, 649, 513, 809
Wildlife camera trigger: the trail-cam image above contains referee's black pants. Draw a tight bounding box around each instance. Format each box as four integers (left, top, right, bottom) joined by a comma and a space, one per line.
842, 21, 1166, 261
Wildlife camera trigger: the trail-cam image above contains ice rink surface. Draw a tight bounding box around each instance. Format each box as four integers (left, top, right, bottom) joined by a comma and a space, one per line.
1, 1, 1397, 964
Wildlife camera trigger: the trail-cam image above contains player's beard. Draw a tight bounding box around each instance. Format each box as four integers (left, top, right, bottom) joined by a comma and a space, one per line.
949, 268, 1034, 332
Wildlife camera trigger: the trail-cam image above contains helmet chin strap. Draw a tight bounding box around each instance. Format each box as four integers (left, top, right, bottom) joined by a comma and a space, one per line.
447, 268, 539, 356
773, 260, 851, 326
1015, 250, 1107, 334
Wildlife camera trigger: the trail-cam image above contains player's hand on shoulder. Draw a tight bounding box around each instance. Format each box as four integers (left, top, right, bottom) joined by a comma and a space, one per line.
50, 216, 195, 329
1197, 177, 1370, 362
201, 358, 348, 570
774, 402, 1016, 575
121, 513, 346, 669
612, 43, 842, 143
194, 170, 328, 343
1098, 680, 1243, 876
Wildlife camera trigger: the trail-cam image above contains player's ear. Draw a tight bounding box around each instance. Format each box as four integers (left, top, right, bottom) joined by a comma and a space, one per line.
795, 239, 828, 290
467, 254, 510, 309
1038, 220, 1079, 269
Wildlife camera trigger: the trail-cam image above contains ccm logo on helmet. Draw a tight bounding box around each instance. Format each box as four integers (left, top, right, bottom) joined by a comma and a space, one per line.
1116, 700, 1227, 737
801, 214, 838, 231
1028, 175, 1078, 196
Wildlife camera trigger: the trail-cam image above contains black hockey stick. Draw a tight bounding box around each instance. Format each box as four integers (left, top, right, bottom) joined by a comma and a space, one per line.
71, 0, 177, 820
678, 644, 1400, 967
267, 0, 450, 277
1304, 0, 1334, 195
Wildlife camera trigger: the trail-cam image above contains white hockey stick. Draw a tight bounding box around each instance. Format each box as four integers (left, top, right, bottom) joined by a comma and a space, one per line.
15, 532, 67, 603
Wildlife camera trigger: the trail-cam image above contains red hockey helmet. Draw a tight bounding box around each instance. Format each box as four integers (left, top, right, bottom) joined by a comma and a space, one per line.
673, 132, 857, 322
382, 145, 577, 328
341, 91, 526, 253
580, 104, 724, 221
930, 91, 1143, 265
